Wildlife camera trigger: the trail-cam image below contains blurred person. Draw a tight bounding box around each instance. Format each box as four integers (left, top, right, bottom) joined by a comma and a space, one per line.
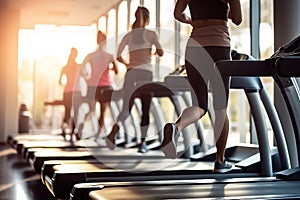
106, 6, 164, 153
58, 47, 81, 140
77, 31, 118, 140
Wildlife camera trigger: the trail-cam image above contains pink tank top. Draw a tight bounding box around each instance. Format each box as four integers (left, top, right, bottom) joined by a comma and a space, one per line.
85, 50, 114, 87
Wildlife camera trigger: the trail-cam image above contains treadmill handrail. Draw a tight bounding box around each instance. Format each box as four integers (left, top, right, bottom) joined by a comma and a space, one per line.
276, 57, 300, 77
216, 60, 276, 76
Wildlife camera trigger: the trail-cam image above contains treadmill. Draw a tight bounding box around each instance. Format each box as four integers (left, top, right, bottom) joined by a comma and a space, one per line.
8, 88, 144, 158
68, 40, 300, 200
42, 60, 288, 199
27, 50, 289, 199
27, 71, 200, 173
70, 178, 300, 200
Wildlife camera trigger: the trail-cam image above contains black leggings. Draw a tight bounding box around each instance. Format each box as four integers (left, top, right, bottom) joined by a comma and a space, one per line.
117, 69, 153, 128
185, 46, 231, 112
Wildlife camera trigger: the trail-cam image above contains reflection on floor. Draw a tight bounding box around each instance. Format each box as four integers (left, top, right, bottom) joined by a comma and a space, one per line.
0, 143, 55, 200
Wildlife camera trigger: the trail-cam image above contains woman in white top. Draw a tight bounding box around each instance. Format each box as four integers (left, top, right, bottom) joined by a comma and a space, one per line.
106, 6, 164, 153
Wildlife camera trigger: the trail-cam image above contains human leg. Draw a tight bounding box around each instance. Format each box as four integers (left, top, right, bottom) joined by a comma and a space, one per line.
99, 102, 107, 129
162, 46, 209, 158
62, 92, 73, 139
161, 106, 205, 158
106, 69, 152, 150
175, 106, 206, 132
95, 101, 108, 139
106, 73, 135, 149
71, 92, 82, 139
95, 86, 114, 133
214, 109, 229, 162
138, 93, 152, 153
204, 46, 232, 172
106, 94, 134, 149
212, 92, 232, 173
75, 86, 97, 140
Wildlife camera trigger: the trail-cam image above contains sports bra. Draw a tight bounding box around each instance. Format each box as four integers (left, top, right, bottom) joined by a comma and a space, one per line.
188, 0, 228, 21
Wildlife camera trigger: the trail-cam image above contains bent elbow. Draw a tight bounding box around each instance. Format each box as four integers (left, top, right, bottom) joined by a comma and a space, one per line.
157, 49, 164, 57
173, 11, 181, 22
232, 18, 242, 26
117, 57, 123, 63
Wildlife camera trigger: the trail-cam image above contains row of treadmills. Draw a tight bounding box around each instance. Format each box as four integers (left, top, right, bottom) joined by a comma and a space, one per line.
7, 38, 300, 199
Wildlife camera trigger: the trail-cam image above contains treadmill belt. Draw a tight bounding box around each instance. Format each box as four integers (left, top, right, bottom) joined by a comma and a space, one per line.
88, 180, 300, 200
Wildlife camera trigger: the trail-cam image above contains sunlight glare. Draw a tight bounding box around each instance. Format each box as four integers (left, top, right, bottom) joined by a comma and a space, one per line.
16, 184, 28, 200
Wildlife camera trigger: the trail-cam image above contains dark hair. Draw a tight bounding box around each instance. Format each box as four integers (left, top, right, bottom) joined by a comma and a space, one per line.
97, 31, 106, 45
70, 47, 77, 55
67, 47, 77, 64
132, 6, 150, 29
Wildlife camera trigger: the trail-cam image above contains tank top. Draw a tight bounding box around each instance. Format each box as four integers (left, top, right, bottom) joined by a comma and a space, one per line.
118, 28, 162, 71
188, 0, 228, 21
188, 0, 230, 47
85, 50, 114, 87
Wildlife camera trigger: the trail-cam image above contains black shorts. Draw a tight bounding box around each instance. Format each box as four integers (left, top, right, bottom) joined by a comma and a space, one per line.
185, 46, 231, 111
87, 86, 114, 103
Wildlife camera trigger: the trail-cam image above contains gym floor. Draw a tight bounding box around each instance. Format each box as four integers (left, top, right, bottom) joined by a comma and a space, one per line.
0, 143, 55, 200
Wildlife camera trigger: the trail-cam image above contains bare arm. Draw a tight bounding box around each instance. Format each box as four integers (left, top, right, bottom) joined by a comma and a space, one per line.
156, 48, 164, 57
81, 56, 92, 80
111, 60, 118, 75
116, 36, 130, 66
228, 0, 242, 25
174, 0, 192, 24
58, 72, 63, 86
152, 32, 164, 57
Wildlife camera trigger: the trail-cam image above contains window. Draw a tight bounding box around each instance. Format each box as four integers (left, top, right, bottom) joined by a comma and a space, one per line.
228, 0, 252, 143
118, 1, 128, 33
117, 1, 128, 46
18, 25, 98, 128
130, 0, 140, 29
143, 0, 156, 29
260, 0, 274, 59
229, 0, 251, 55
98, 16, 106, 33
107, 9, 117, 55
159, 0, 176, 80
179, 6, 192, 67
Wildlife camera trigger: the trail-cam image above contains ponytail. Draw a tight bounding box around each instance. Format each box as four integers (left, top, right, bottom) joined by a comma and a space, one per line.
97, 31, 106, 45
132, 6, 149, 29
67, 47, 77, 65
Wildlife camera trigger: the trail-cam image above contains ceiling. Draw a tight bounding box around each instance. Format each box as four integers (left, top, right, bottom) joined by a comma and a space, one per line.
8, 0, 121, 29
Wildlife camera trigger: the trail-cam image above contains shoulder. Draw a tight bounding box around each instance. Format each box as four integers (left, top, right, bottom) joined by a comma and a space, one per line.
75, 63, 81, 69
146, 29, 156, 35
103, 51, 114, 59
226, 0, 240, 4
61, 66, 67, 73
145, 29, 158, 40
121, 32, 131, 41
85, 52, 93, 58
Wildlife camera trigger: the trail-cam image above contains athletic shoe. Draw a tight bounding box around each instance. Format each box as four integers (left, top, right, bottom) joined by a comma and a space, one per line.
74, 123, 83, 141
138, 142, 149, 153
161, 123, 180, 158
106, 124, 119, 150
213, 161, 232, 173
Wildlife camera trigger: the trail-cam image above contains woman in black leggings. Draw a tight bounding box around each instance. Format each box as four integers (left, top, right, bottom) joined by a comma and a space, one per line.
106, 7, 163, 153
162, 0, 242, 173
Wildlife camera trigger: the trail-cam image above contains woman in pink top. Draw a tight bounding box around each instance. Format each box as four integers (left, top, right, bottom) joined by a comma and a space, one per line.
58, 47, 81, 138
79, 31, 118, 138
